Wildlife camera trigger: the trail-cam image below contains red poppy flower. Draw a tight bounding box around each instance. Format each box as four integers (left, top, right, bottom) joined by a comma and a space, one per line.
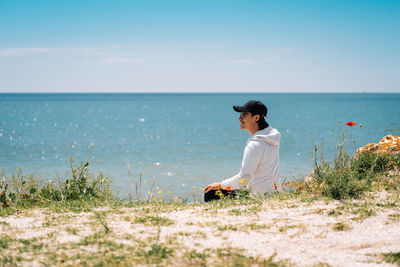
346, 121, 356, 126
225, 186, 231, 191
274, 184, 277, 190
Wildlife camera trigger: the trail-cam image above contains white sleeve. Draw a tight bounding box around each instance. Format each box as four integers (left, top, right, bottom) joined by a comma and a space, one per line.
221, 141, 263, 190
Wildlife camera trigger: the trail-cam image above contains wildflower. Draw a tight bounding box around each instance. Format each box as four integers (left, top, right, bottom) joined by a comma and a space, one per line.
345, 121, 356, 127
192, 185, 197, 189
240, 178, 248, 186
274, 184, 277, 190
359, 123, 363, 128
215, 189, 225, 198
158, 190, 163, 195
199, 187, 205, 191
225, 186, 231, 191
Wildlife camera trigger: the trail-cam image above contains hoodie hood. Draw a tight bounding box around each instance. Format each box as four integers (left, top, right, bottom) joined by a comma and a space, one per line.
248, 126, 280, 146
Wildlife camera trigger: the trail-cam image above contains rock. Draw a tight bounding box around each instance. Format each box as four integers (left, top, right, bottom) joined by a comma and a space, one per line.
357, 135, 400, 154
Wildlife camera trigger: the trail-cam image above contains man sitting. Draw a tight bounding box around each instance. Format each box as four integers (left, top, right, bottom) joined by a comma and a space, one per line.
204, 100, 281, 201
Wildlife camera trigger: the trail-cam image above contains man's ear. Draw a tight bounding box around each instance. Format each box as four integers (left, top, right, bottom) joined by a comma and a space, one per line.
254, 114, 260, 122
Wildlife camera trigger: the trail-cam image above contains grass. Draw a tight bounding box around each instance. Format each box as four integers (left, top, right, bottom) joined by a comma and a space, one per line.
0, 187, 398, 266
332, 222, 351, 231
217, 224, 238, 231
388, 213, 400, 222
136, 243, 174, 264
381, 252, 400, 266
0, 188, 299, 266
0, 157, 114, 216
0, 221, 290, 266
278, 224, 305, 233
94, 211, 111, 234
134, 215, 174, 226
327, 201, 376, 221
307, 131, 400, 200
228, 208, 242, 215
241, 222, 271, 231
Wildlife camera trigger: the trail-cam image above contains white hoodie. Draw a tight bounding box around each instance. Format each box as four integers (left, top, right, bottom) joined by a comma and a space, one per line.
221, 126, 281, 194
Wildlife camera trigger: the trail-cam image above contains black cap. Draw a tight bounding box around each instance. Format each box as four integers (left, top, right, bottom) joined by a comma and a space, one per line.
233, 100, 267, 117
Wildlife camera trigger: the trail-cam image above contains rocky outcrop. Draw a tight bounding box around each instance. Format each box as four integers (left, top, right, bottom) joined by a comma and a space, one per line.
357, 135, 400, 154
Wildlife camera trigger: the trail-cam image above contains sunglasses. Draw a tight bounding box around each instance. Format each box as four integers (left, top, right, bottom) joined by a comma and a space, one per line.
239, 112, 251, 119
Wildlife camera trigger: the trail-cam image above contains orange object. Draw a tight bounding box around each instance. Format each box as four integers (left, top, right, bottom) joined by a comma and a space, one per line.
345, 121, 356, 126
225, 186, 231, 191
274, 184, 277, 190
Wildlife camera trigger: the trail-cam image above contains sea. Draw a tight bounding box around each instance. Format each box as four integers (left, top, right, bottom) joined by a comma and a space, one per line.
1, 93, 399, 200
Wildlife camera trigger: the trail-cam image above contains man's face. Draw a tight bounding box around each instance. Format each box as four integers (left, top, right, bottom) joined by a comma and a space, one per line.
239, 112, 259, 130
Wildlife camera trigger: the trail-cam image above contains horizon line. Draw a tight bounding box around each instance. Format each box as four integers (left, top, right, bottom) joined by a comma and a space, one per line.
0, 91, 399, 94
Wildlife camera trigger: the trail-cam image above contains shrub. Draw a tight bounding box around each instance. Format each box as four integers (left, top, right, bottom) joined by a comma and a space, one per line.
353, 152, 400, 174
62, 158, 113, 200
309, 133, 400, 200
0, 158, 114, 209
312, 159, 368, 200
0, 169, 43, 208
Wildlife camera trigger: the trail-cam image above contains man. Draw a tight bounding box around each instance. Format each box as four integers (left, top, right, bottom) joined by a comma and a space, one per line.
204, 100, 281, 202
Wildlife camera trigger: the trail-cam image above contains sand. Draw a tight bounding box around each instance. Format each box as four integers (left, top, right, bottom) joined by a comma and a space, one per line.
1, 192, 399, 266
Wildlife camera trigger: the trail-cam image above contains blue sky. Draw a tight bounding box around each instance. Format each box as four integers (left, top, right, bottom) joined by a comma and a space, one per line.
0, 0, 399, 93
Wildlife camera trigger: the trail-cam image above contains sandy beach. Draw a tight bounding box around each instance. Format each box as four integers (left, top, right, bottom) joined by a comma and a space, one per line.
1, 189, 399, 266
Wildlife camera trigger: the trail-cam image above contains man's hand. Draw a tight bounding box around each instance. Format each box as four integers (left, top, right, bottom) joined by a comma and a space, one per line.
205, 182, 222, 193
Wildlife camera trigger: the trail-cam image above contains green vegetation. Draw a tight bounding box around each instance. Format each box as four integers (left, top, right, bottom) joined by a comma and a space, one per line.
332, 222, 350, 231
327, 201, 377, 221
0, 158, 113, 213
0, 222, 290, 266
381, 251, 400, 266
308, 132, 400, 200
134, 215, 174, 226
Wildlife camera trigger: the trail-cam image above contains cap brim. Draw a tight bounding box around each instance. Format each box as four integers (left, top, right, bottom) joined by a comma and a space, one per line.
233, 105, 246, 112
